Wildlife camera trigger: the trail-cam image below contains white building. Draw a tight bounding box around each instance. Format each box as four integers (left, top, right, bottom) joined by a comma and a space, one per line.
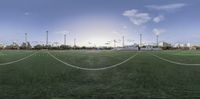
174, 43, 190, 48
186, 43, 191, 47
0, 43, 4, 49
159, 42, 171, 47
174, 43, 180, 48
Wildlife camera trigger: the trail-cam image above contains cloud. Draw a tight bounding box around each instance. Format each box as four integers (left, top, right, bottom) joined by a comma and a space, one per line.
123, 25, 127, 29
24, 12, 30, 16
153, 15, 165, 23
56, 30, 70, 35
153, 28, 165, 35
123, 9, 151, 25
146, 3, 187, 11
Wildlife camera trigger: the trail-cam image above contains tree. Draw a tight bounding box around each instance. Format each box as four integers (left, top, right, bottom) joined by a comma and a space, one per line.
20, 42, 32, 49
5, 42, 20, 50
60, 45, 71, 50
33, 44, 43, 50
0, 44, 4, 50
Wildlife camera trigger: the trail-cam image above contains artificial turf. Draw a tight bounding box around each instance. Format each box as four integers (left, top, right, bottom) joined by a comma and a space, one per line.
0, 50, 200, 99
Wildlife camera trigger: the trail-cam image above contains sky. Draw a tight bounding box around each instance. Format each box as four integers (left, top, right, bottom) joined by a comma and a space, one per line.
0, 0, 200, 47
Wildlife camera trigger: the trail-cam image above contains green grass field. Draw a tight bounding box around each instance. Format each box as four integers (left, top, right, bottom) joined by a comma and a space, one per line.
1, 50, 200, 99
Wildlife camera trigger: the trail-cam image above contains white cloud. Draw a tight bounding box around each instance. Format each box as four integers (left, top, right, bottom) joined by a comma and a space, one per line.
123, 9, 151, 25
56, 30, 70, 35
123, 25, 127, 29
153, 28, 165, 35
146, 3, 187, 11
153, 15, 165, 23
24, 12, 30, 16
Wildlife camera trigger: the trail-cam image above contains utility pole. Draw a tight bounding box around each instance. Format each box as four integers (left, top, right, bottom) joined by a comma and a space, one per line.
122, 36, 124, 47
140, 34, 142, 46
46, 31, 48, 46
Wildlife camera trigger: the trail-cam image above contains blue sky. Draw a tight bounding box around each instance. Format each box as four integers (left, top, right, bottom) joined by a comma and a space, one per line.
0, 0, 200, 46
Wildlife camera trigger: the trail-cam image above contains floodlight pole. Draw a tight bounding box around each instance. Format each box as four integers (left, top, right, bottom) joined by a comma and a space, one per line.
140, 34, 142, 46
64, 34, 66, 45
156, 35, 159, 47
122, 36, 124, 48
25, 33, 27, 43
25, 33, 28, 48
114, 40, 116, 48
46, 31, 48, 46
74, 38, 76, 47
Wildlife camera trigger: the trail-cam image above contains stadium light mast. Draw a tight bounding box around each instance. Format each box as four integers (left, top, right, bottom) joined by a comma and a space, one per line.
25, 33, 28, 48
114, 40, 116, 48
46, 31, 48, 46
74, 38, 76, 47
64, 34, 66, 45
25, 33, 27, 43
156, 35, 159, 47
140, 34, 142, 46
122, 36, 124, 47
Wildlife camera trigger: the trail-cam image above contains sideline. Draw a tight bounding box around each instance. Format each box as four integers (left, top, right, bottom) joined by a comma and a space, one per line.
151, 53, 200, 66
0, 52, 37, 66
48, 51, 139, 71
159, 51, 200, 56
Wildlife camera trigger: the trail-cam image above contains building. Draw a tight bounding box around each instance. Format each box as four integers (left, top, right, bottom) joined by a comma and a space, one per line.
174, 43, 191, 48
0, 43, 4, 49
174, 43, 180, 48
186, 43, 191, 48
114, 45, 139, 51
159, 42, 172, 47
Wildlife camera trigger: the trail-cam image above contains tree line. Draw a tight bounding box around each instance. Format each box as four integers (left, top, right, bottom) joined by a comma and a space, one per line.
0, 42, 113, 50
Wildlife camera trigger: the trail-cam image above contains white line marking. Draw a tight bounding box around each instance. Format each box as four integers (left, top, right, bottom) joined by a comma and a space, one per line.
151, 53, 200, 66
0, 52, 37, 66
48, 51, 138, 71
0, 52, 6, 56
159, 52, 200, 56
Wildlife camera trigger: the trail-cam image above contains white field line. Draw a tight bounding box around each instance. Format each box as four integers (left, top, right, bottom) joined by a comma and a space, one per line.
0, 52, 6, 56
48, 51, 139, 71
172, 53, 200, 56
151, 53, 200, 66
161, 52, 200, 56
0, 52, 37, 66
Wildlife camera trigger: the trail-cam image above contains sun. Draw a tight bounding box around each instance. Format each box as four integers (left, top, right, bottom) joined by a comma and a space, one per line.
68, 15, 123, 47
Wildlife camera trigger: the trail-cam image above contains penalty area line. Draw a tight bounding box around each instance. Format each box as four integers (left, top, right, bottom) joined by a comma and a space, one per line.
151, 53, 200, 66
0, 52, 38, 66
47, 51, 139, 71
